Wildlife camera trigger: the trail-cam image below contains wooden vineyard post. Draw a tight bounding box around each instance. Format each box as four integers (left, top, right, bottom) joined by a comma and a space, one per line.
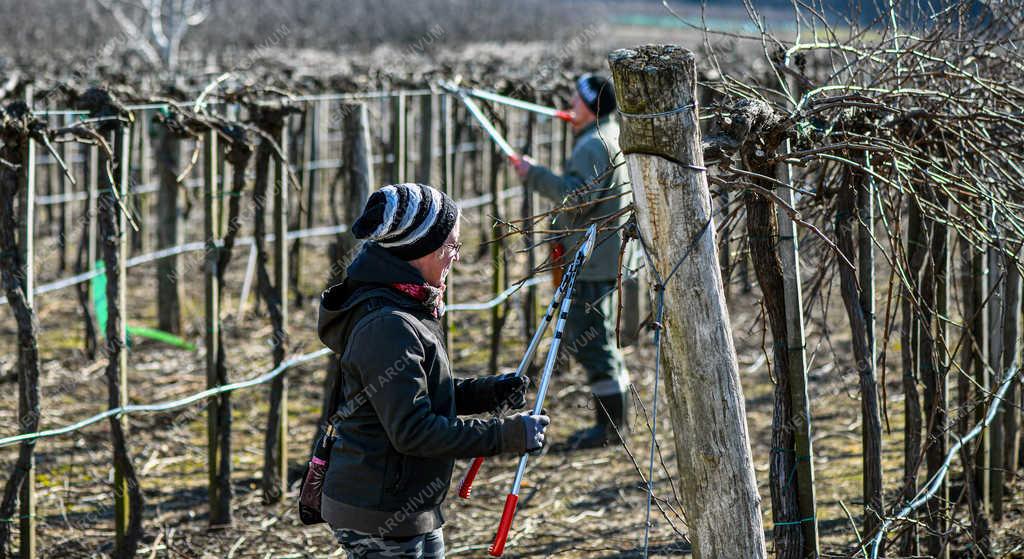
990, 242, 1006, 521
336, 102, 373, 281
486, 131, 507, 373
254, 104, 292, 504
92, 107, 144, 557
522, 109, 538, 343
777, 142, 820, 556
439, 94, 455, 350
87, 145, 99, 272
608, 45, 766, 558
835, 170, 884, 539
390, 92, 407, 184
0, 110, 44, 559
203, 128, 229, 526
19, 136, 37, 559
270, 122, 290, 503
293, 100, 322, 306
57, 115, 72, 273
1005, 256, 1022, 490
417, 92, 434, 185
137, 110, 153, 254
156, 121, 183, 334
996, 251, 1021, 520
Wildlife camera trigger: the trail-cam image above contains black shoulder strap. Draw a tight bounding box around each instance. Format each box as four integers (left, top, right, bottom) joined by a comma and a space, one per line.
324, 296, 394, 428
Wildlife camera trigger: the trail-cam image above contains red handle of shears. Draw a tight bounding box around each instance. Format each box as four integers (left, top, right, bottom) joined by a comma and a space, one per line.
554, 109, 575, 123
458, 456, 485, 499
488, 493, 519, 557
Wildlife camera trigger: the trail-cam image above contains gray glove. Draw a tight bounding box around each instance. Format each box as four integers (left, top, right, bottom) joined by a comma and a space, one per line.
520, 412, 550, 453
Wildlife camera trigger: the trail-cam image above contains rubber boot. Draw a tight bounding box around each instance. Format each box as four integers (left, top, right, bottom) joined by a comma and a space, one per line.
568, 392, 629, 449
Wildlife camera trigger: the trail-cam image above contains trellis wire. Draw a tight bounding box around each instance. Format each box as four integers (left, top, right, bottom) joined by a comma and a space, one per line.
3, 182, 527, 306
0, 348, 332, 449
868, 365, 1022, 559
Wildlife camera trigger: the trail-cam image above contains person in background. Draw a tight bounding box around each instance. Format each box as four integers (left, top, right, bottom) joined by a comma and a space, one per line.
512, 74, 632, 449
318, 183, 550, 558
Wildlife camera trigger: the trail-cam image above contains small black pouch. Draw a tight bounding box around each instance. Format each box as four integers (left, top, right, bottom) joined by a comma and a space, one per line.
298, 425, 336, 525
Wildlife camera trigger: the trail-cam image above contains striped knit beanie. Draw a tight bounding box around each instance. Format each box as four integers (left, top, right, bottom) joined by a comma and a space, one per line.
351, 183, 459, 261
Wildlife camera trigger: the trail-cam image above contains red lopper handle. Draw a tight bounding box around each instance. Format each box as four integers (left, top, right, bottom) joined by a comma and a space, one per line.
458, 456, 485, 499
488, 493, 519, 557
554, 110, 575, 122
507, 153, 521, 165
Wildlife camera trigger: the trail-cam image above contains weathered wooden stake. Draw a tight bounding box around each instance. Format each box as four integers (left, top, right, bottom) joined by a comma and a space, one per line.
901, 197, 925, 557
440, 94, 455, 350
155, 122, 183, 334
19, 137, 36, 559
836, 174, 884, 539
777, 145, 819, 557
271, 122, 290, 502
203, 128, 227, 526
990, 242, 1006, 520
390, 93, 407, 184
921, 189, 949, 557
997, 251, 1020, 520
417, 93, 434, 185
608, 45, 766, 559
1005, 256, 1022, 484
487, 127, 507, 373
332, 102, 373, 284
0, 112, 43, 559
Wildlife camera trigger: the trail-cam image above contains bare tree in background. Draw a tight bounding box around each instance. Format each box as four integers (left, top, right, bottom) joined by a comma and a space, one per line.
92, 0, 210, 70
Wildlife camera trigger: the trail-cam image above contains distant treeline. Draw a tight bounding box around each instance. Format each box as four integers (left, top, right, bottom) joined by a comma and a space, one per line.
0, 0, 594, 65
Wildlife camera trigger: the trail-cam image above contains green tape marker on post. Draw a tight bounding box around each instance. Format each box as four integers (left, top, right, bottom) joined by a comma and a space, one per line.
90, 261, 197, 352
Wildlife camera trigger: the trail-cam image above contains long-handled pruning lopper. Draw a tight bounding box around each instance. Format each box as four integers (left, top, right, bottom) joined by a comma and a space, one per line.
439, 79, 523, 165
456, 224, 598, 557
461, 87, 575, 123
438, 80, 575, 167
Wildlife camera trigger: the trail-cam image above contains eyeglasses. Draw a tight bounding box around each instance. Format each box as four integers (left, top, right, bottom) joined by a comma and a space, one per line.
444, 241, 463, 257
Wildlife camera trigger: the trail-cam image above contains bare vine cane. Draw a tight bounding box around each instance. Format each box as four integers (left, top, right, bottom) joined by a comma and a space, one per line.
486, 225, 598, 557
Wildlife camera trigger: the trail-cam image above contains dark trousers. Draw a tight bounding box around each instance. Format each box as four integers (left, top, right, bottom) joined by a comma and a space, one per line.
563, 280, 628, 396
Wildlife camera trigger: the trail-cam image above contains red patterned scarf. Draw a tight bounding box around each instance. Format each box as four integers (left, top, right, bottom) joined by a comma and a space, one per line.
389, 282, 446, 318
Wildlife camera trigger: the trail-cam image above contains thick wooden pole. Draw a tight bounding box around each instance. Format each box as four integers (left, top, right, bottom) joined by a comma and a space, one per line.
608, 45, 766, 559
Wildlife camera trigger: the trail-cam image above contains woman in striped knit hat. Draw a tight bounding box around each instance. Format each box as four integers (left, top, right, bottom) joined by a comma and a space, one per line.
317, 183, 551, 558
